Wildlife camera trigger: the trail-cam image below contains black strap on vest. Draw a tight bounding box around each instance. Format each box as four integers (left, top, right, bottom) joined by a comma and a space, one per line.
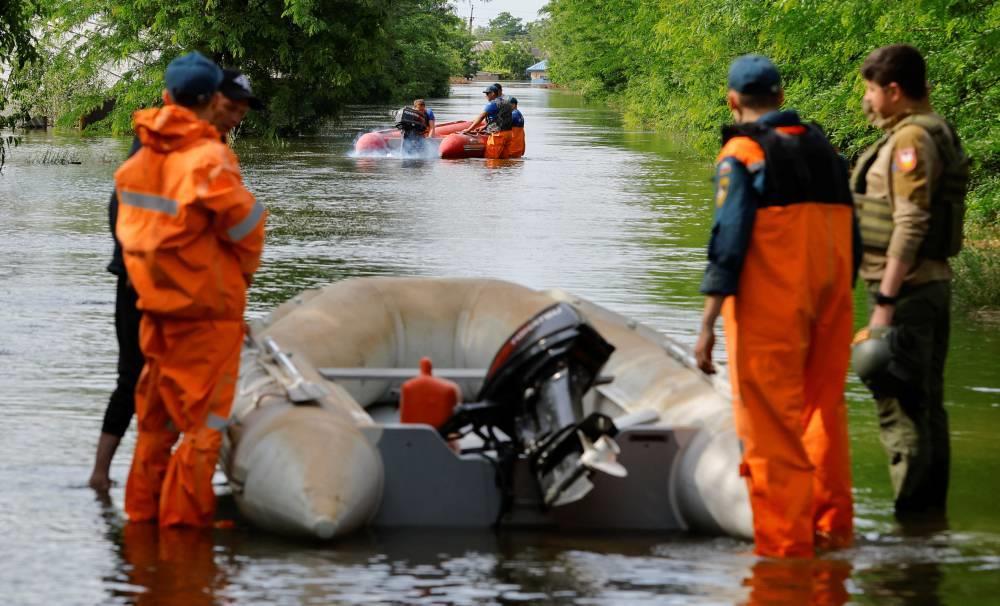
722, 121, 853, 208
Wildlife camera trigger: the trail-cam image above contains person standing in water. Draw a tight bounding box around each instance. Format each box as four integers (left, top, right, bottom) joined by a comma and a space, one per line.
694, 54, 856, 558
509, 97, 525, 158
114, 51, 266, 527
88, 67, 265, 493
851, 44, 968, 521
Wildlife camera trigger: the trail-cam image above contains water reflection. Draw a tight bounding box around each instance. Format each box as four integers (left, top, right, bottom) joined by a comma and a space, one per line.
116, 525, 223, 605
741, 558, 851, 606
1, 84, 999, 604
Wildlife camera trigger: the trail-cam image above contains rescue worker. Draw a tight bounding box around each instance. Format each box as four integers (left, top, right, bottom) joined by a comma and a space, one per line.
461, 84, 514, 159
693, 55, 856, 557
413, 98, 435, 138
115, 51, 266, 527
509, 97, 525, 158
852, 44, 968, 519
88, 68, 265, 494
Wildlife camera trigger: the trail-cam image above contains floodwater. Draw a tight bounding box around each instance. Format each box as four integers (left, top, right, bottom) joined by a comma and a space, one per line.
1, 84, 998, 605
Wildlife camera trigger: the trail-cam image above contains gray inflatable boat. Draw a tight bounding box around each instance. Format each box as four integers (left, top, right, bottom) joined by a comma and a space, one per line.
220, 277, 752, 540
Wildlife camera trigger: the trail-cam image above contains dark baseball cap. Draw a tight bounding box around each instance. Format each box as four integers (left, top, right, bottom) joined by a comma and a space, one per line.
482, 84, 499, 94
727, 54, 781, 95
220, 69, 265, 111
508, 97, 518, 105
165, 51, 223, 107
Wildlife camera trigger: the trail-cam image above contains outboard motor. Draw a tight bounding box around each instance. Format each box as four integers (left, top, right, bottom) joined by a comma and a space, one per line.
440, 303, 623, 508
394, 106, 427, 154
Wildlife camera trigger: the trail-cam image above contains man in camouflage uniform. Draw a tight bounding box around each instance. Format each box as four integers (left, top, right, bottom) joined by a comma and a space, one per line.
853, 44, 968, 518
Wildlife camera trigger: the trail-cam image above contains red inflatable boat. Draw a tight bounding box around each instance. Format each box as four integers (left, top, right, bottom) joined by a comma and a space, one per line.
438, 131, 488, 159
354, 120, 470, 155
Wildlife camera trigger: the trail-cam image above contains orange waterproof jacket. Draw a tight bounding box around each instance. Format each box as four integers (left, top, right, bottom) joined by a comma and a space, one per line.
114, 105, 266, 320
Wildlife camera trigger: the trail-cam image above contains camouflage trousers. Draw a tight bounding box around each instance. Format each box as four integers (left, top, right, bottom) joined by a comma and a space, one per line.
866, 280, 951, 515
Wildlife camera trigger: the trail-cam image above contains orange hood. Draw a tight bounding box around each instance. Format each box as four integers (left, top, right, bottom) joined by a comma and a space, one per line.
133, 105, 221, 154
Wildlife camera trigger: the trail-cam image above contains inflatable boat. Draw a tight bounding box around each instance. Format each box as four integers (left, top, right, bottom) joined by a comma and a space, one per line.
221, 277, 752, 540
354, 120, 470, 155
438, 131, 487, 159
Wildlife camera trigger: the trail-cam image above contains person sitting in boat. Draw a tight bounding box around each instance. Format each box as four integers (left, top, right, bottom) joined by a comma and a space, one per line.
413, 99, 435, 138
509, 97, 525, 158
461, 84, 514, 159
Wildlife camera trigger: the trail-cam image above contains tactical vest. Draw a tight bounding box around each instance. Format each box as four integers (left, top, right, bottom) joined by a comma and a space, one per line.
487, 96, 514, 132
722, 121, 853, 208
851, 113, 969, 259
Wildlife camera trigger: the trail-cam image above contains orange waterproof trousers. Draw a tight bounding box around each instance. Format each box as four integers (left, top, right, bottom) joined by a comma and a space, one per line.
509, 127, 525, 158
125, 315, 243, 527
485, 130, 513, 159
723, 204, 855, 558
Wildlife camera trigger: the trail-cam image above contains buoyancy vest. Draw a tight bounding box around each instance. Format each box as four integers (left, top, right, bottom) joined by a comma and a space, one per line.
487, 96, 514, 132
851, 113, 969, 259
722, 121, 853, 208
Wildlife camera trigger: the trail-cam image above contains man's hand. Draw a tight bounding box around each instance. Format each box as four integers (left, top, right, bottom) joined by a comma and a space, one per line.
869, 304, 894, 327
695, 294, 725, 375
695, 326, 717, 374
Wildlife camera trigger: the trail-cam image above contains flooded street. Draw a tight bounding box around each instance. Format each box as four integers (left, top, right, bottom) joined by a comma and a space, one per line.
1, 84, 999, 604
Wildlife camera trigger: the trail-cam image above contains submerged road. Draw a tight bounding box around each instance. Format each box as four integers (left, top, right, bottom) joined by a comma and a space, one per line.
0, 84, 998, 604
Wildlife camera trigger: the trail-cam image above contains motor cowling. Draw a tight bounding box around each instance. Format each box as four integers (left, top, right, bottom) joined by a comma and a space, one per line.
441, 302, 621, 508
394, 106, 427, 135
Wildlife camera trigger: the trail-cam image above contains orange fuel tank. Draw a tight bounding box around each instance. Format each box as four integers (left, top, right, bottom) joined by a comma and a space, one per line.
399, 357, 461, 429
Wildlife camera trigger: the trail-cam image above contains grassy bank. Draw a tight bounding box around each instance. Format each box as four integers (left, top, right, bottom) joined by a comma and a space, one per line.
543, 0, 999, 310
953, 225, 1000, 311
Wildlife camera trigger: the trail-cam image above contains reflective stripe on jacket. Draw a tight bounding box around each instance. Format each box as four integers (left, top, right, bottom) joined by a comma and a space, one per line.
114, 105, 266, 320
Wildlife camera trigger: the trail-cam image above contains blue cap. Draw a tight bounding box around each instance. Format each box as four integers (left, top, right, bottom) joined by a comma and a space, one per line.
508, 97, 518, 105
165, 51, 223, 107
482, 84, 499, 94
727, 54, 781, 95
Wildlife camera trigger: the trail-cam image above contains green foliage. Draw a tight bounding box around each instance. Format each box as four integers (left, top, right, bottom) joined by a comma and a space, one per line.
1, 0, 44, 170
7, 0, 472, 136
544, 0, 1000, 227
478, 39, 536, 79
484, 11, 527, 40
374, 1, 469, 100
952, 226, 1000, 308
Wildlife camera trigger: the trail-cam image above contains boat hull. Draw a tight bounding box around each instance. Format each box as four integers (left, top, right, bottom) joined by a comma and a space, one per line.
439, 132, 487, 159
354, 120, 471, 155
222, 277, 752, 540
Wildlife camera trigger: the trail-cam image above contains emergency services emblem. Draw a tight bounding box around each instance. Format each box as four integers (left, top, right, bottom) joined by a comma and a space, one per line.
715, 176, 730, 207
895, 147, 917, 173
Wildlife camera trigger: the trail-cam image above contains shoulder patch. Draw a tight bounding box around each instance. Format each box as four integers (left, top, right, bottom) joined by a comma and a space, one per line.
718, 161, 733, 176
894, 146, 918, 173
715, 175, 730, 207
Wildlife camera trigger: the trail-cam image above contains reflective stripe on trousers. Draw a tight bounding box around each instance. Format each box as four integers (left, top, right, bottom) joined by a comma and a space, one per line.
125, 316, 244, 527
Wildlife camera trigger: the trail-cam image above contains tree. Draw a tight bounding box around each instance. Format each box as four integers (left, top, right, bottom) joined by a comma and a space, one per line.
10, 0, 472, 136
479, 40, 535, 79
486, 11, 527, 40
1, 0, 43, 170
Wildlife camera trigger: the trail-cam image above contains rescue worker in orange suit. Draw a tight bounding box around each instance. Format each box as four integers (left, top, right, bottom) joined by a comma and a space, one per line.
693, 55, 859, 558
115, 51, 266, 527
509, 97, 525, 158
461, 84, 514, 159
88, 67, 265, 493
